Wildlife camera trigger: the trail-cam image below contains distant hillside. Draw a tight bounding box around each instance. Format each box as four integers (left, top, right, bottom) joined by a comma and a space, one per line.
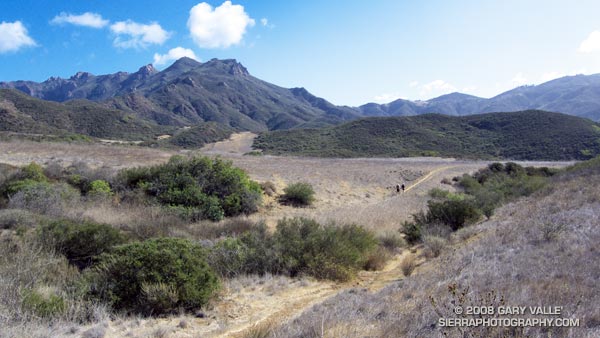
360, 74, 600, 121
0, 58, 360, 132
0, 89, 169, 140
254, 110, 600, 160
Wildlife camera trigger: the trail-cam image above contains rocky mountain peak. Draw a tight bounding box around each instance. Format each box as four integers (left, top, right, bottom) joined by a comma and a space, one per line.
137, 64, 158, 77
70, 71, 93, 81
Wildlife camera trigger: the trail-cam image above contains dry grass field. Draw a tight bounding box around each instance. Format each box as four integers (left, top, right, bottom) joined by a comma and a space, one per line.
0, 134, 581, 338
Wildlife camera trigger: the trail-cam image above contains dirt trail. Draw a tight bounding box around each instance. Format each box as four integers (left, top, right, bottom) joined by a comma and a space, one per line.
201, 132, 256, 155
405, 165, 454, 192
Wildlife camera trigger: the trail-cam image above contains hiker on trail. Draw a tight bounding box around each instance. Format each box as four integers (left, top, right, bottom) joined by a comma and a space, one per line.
396, 184, 401, 193
401, 183, 405, 192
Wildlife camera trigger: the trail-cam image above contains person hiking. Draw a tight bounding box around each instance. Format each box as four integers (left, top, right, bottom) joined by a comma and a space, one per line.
396, 184, 401, 193
401, 183, 405, 192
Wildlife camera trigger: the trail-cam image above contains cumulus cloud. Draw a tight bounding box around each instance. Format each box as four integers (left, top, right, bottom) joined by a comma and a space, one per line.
50, 12, 109, 28
153, 47, 199, 66
110, 20, 170, 49
579, 30, 600, 53
0, 21, 36, 53
260, 18, 268, 26
419, 80, 457, 98
187, 1, 255, 48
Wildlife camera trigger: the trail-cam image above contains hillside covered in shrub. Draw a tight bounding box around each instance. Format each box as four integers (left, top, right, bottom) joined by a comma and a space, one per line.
254, 110, 600, 160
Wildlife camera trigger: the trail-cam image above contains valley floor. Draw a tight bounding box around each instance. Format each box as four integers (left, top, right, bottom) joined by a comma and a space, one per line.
0, 135, 578, 337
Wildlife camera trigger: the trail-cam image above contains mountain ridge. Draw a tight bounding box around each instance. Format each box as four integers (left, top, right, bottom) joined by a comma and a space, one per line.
0, 58, 361, 132
254, 110, 600, 160
360, 73, 600, 120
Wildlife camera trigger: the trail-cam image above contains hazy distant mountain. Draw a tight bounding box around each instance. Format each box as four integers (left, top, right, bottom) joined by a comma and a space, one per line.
360, 74, 600, 121
0, 58, 360, 132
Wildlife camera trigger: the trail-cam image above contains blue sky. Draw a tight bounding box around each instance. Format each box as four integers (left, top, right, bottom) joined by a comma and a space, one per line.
1, 0, 600, 106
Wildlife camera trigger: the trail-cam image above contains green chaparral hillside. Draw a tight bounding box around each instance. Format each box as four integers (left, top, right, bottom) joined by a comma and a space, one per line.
0, 88, 171, 141
253, 110, 600, 160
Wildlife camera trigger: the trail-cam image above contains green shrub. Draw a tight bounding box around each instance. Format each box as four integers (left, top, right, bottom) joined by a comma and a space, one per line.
3, 179, 50, 197
21, 288, 66, 318
88, 180, 112, 197
426, 199, 481, 231
20, 162, 47, 182
90, 237, 219, 315
273, 218, 377, 281
281, 182, 315, 206
38, 219, 125, 269
140, 282, 180, 315
117, 156, 261, 220
428, 188, 450, 199
238, 223, 279, 275
401, 220, 423, 245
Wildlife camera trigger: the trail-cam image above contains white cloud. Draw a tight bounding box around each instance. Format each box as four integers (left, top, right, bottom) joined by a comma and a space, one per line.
50, 12, 109, 28
187, 1, 255, 48
409, 81, 419, 88
153, 47, 199, 66
373, 92, 404, 103
260, 18, 268, 26
579, 30, 600, 53
419, 80, 456, 98
0, 21, 36, 53
110, 20, 170, 49
511, 72, 528, 86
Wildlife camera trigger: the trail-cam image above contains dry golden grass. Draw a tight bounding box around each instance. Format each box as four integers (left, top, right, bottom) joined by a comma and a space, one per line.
268, 169, 600, 338
0, 135, 579, 338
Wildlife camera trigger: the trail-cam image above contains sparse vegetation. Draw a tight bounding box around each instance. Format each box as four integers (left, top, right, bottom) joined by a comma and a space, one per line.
402, 162, 555, 243
267, 157, 600, 338
400, 254, 417, 276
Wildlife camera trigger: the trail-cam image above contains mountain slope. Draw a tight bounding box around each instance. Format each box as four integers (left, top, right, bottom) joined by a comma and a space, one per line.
0, 58, 361, 132
0, 89, 169, 140
254, 110, 600, 160
360, 74, 600, 121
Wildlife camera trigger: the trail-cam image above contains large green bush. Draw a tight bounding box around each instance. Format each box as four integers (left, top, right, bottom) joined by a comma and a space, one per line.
273, 218, 377, 281
281, 182, 315, 206
118, 156, 262, 221
205, 218, 379, 281
90, 238, 219, 315
426, 199, 481, 231
38, 219, 125, 269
